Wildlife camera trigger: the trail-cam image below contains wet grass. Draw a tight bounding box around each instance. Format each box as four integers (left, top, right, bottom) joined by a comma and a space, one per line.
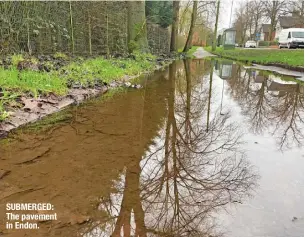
11, 54, 24, 66
259, 69, 304, 85
0, 89, 20, 121
1, 53, 156, 94
1, 68, 67, 96
178, 46, 200, 58
61, 54, 156, 86
205, 47, 304, 67
0, 53, 157, 121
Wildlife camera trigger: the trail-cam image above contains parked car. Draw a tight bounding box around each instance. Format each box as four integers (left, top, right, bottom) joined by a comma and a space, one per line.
278, 28, 304, 49
235, 43, 239, 47
245, 41, 257, 48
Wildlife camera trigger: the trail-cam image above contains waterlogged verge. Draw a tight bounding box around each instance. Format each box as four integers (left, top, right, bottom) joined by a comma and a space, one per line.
0, 52, 174, 136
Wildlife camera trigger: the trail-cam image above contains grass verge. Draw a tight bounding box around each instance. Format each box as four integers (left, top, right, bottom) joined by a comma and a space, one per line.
0, 52, 157, 121
205, 46, 304, 67
178, 46, 200, 58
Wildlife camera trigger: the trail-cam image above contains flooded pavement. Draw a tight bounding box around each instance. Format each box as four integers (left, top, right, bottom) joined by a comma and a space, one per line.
0, 59, 303, 237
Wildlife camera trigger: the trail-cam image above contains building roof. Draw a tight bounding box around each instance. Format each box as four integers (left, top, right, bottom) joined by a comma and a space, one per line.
279, 16, 300, 28
262, 24, 271, 33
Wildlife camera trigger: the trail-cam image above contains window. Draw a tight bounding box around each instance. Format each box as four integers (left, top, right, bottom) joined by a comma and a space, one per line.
288, 32, 291, 38
292, 32, 304, 38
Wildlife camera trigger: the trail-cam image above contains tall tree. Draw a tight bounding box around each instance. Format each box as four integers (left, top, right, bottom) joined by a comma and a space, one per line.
69, 1, 75, 54
183, 0, 198, 52
212, 0, 220, 51
250, 0, 264, 40
145, 1, 173, 28
170, 1, 180, 52
127, 1, 149, 53
262, 0, 287, 41
286, 0, 304, 25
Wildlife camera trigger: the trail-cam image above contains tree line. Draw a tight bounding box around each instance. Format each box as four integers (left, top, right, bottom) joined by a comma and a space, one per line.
0, 1, 224, 56
233, 0, 304, 44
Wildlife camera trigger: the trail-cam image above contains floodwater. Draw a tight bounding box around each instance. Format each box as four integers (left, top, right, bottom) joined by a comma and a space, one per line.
0, 59, 303, 237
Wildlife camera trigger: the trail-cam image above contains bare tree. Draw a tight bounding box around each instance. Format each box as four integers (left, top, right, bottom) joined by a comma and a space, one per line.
262, 0, 287, 41
250, 0, 265, 39
212, 0, 220, 51
285, 0, 304, 25
183, 0, 198, 52
233, 2, 251, 44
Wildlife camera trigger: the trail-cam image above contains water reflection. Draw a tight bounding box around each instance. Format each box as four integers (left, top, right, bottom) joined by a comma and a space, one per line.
220, 61, 304, 150
0, 58, 302, 237
82, 61, 258, 236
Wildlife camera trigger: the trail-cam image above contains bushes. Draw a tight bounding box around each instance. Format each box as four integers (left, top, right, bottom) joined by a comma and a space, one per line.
258, 41, 278, 47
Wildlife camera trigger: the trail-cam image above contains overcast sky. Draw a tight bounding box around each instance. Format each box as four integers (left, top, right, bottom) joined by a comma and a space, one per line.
218, 0, 240, 30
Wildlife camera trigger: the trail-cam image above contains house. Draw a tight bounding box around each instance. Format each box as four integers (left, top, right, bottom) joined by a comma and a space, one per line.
261, 24, 276, 41
275, 12, 304, 39
260, 12, 304, 41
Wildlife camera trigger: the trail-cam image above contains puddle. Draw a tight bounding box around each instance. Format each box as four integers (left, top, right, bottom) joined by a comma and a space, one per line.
0, 59, 303, 237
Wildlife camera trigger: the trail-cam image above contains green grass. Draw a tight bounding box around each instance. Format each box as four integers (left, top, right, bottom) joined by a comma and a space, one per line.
54, 52, 69, 60
0, 52, 157, 121
0, 89, 20, 121
178, 46, 200, 58
60, 53, 156, 86
205, 46, 304, 67
186, 46, 200, 57
0, 53, 156, 94
0, 68, 67, 97
11, 54, 24, 66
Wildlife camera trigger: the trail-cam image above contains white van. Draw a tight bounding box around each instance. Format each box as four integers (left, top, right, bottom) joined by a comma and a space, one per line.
278, 28, 304, 49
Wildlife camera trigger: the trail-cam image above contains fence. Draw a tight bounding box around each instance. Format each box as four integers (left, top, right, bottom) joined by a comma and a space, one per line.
0, 1, 170, 56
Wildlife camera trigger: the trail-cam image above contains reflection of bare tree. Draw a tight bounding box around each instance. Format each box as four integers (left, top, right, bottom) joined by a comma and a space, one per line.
225, 62, 304, 150
139, 61, 257, 236
111, 162, 147, 237
83, 61, 257, 237
270, 83, 304, 149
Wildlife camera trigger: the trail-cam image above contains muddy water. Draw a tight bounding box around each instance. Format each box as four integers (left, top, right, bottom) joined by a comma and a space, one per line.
0, 59, 303, 237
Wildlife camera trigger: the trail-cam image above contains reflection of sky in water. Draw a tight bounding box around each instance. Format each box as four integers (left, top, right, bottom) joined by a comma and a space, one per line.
83, 60, 303, 237
221, 64, 232, 78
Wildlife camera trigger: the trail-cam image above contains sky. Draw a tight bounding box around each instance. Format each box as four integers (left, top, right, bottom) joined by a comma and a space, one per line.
218, 0, 241, 30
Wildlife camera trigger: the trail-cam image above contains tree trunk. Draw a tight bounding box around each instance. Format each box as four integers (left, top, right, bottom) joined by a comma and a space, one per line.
170, 1, 180, 52
69, 1, 75, 54
183, 0, 198, 52
269, 16, 275, 41
127, 1, 149, 53
87, 10, 92, 55
212, 0, 220, 51
26, 2, 31, 55
206, 60, 214, 131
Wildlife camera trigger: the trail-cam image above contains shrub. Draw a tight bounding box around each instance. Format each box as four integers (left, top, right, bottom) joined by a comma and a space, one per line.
258, 41, 269, 46
258, 41, 278, 46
